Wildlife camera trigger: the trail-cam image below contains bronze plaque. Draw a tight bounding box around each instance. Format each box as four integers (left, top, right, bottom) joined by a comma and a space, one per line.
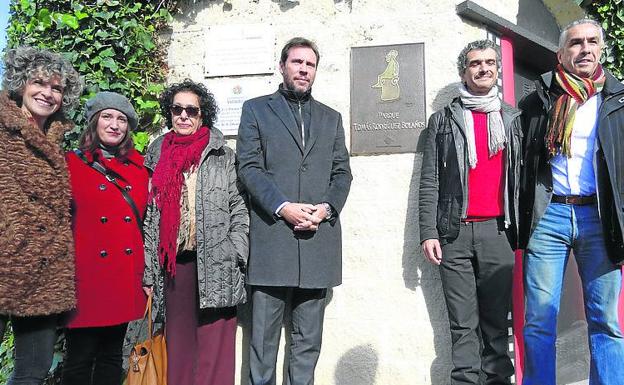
350, 43, 426, 155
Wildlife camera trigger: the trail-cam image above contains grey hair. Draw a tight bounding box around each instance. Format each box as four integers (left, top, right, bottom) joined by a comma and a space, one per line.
457, 39, 500, 76
558, 18, 604, 49
2, 46, 83, 111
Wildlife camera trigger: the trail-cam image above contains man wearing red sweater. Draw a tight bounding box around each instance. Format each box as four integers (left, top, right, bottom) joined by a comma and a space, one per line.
418, 40, 522, 385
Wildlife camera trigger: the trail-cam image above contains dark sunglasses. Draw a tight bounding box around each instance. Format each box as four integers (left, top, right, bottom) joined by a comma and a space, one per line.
170, 104, 200, 117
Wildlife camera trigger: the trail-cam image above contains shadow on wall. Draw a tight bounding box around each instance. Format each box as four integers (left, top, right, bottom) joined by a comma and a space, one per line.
269, 0, 353, 11
238, 301, 251, 384
334, 344, 379, 385
400, 82, 462, 385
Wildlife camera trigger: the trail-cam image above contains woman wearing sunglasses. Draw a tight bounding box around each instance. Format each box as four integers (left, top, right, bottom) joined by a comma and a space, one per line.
62, 92, 148, 385
0, 46, 82, 385
142, 79, 248, 385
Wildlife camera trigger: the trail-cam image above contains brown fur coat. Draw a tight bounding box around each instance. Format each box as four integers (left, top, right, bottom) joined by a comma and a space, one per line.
0, 92, 75, 316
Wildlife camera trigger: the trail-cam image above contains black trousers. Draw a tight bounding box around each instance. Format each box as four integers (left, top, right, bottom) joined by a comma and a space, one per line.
8, 315, 57, 385
248, 286, 327, 385
439, 218, 515, 385
60, 323, 128, 385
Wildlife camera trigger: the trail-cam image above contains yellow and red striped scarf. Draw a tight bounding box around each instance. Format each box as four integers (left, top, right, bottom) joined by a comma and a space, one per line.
546, 64, 605, 158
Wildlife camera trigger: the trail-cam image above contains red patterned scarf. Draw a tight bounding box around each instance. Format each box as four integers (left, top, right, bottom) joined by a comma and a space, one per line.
546, 64, 605, 158
150, 126, 210, 275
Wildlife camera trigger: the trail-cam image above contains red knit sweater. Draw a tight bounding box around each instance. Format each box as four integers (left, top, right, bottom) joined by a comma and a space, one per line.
465, 111, 505, 220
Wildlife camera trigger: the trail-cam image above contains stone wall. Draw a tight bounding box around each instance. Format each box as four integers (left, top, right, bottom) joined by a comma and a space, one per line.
165, 1, 582, 384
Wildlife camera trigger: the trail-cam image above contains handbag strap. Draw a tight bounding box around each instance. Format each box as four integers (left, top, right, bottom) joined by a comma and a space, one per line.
145, 293, 153, 337
130, 293, 154, 350
74, 149, 144, 238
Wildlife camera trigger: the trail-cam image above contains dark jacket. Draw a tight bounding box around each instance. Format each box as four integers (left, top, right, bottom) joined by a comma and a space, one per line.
0, 92, 76, 316
236, 90, 352, 289
142, 128, 248, 322
518, 70, 624, 265
66, 149, 148, 328
419, 97, 523, 247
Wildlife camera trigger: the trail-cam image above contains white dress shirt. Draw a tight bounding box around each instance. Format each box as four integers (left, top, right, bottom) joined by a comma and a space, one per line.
551, 93, 601, 196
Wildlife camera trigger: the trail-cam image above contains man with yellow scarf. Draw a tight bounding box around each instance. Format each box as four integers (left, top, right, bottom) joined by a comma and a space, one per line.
519, 18, 624, 385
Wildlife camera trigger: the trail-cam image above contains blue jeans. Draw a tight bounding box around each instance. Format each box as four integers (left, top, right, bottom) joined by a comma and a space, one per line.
523, 203, 624, 385
8, 315, 57, 385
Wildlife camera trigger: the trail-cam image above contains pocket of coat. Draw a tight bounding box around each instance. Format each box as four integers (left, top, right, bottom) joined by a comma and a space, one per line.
435, 126, 452, 169
222, 237, 244, 268
436, 196, 453, 235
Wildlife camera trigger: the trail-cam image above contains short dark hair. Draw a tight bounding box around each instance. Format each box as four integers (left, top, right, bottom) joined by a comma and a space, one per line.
78, 111, 134, 158
159, 79, 218, 130
279, 37, 320, 65
456, 39, 500, 76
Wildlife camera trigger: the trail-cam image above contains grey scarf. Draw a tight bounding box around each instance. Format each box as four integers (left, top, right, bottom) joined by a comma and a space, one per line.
459, 85, 506, 169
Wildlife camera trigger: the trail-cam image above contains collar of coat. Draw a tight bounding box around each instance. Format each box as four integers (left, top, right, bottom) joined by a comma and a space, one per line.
144, 127, 226, 172
447, 96, 521, 135
0, 92, 73, 171
84, 146, 145, 169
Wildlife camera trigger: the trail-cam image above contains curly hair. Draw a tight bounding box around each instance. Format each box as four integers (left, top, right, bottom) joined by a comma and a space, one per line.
2, 46, 83, 111
456, 40, 500, 76
159, 79, 218, 130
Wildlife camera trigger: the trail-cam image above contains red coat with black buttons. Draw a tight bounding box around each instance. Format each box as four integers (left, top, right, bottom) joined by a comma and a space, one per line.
65, 148, 148, 328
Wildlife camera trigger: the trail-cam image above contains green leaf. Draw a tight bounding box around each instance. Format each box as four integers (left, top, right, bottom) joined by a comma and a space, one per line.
100, 57, 119, 72
37, 9, 52, 29
99, 47, 115, 57
98, 78, 110, 89
19, 0, 35, 16
136, 30, 155, 50
130, 3, 142, 13
94, 11, 113, 20
109, 82, 126, 90
61, 14, 79, 29
132, 131, 150, 152
74, 10, 89, 20
147, 83, 164, 93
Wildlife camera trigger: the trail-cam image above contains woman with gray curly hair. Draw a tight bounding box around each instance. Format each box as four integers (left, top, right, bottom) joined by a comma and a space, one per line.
0, 46, 82, 385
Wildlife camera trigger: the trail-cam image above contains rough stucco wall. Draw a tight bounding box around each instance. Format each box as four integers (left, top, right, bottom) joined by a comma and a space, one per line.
542, 0, 585, 28
163, 1, 579, 384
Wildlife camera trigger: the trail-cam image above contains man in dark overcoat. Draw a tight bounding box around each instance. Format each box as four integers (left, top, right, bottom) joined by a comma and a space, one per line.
237, 37, 352, 385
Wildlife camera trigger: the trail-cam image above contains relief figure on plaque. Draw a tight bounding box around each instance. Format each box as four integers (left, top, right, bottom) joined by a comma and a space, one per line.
371, 49, 400, 101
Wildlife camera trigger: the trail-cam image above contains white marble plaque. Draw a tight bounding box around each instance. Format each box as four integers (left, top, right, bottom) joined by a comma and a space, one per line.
210, 78, 276, 136
204, 24, 276, 77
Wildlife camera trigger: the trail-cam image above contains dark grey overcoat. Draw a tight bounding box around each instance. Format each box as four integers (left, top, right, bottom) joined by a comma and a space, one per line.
236, 90, 352, 288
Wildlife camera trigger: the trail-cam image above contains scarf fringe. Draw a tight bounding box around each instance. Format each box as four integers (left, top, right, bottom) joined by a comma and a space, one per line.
459, 85, 506, 169
150, 126, 210, 276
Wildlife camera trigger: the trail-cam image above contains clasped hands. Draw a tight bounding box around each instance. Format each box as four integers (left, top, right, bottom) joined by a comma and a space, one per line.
279, 202, 328, 232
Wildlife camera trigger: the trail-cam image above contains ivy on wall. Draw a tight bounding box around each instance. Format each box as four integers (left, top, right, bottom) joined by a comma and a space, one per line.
5, 0, 178, 150
581, 0, 624, 79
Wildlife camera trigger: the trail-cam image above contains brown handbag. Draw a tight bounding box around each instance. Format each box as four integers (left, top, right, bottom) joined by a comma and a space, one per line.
125, 295, 167, 385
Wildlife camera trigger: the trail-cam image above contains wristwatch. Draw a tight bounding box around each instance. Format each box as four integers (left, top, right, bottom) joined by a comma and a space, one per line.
321, 202, 333, 220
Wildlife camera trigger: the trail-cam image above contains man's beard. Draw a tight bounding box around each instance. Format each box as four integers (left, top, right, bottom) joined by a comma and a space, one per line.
284, 78, 310, 99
